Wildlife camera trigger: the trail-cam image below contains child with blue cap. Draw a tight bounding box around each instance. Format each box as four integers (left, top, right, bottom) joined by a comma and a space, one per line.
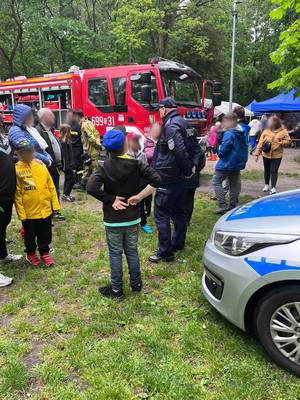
87, 129, 161, 300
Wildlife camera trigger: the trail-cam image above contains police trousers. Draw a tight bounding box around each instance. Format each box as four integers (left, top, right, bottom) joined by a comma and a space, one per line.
154, 183, 187, 257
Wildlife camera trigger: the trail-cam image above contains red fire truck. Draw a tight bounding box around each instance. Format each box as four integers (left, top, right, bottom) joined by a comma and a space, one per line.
0, 58, 221, 137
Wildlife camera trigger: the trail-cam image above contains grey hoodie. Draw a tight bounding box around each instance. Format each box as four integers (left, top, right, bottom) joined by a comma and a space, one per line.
127, 149, 148, 165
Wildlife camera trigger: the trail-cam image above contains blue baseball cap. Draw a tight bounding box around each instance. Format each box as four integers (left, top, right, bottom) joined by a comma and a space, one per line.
159, 97, 177, 109
103, 130, 125, 152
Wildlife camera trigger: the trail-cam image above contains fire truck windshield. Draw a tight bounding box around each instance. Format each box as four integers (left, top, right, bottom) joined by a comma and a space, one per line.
160, 71, 202, 108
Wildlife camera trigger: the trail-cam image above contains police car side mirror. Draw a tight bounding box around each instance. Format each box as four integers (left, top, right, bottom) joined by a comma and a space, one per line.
213, 93, 222, 107
141, 85, 152, 103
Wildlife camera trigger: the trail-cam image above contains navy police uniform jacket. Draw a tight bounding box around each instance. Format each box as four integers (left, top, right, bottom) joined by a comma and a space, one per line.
152, 110, 194, 186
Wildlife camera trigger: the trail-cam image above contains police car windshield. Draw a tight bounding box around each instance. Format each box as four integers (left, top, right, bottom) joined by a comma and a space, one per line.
161, 71, 202, 108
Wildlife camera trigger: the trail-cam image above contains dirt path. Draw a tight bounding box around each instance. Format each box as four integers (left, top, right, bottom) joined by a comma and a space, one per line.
197, 148, 300, 198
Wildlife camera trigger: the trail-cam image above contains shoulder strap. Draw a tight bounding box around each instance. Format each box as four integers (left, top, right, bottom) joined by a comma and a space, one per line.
271, 132, 278, 142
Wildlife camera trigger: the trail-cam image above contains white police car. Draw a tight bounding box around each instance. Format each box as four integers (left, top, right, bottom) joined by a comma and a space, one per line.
202, 189, 300, 376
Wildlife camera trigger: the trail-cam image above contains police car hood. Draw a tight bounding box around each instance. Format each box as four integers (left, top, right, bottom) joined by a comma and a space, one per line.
213, 190, 300, 236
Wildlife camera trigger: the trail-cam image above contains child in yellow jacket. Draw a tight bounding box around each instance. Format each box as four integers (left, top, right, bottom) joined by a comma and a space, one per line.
14, 138, 60, 266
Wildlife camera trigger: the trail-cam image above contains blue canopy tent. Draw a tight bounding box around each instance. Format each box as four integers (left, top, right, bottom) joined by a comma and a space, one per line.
245, 99, 264, 116
251, 90, 300, 113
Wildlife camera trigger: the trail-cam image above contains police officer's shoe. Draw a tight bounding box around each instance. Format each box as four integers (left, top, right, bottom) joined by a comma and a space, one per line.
149, 254, 175, 263
99, 285, 124, 301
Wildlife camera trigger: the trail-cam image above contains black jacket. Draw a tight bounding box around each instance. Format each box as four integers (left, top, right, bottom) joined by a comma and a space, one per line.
87, 156, 161, 224
70, 122, 83, 150
60, 141, 74, 171
152, 110, 193, 186
35, 122, 60, 175
0, 134, 16, 201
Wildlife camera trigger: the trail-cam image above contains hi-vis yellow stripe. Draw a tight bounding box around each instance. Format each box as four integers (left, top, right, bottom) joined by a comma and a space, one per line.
26, 77, 51, 83
1, 81, 22, 86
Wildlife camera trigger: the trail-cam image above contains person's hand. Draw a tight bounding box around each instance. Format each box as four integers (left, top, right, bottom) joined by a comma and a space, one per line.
48, 160, 52, 167
255, 156, 259, 162
184, 173, 194, 179
192, 166, 196, 174
33, 158, 44, 165
112, 196, 128, 210
128, 195, 141, 206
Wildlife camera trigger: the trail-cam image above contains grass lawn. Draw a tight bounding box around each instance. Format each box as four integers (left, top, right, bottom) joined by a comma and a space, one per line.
1, 191, 300, 399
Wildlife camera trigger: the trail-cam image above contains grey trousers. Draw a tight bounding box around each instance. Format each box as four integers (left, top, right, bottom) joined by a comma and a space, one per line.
212, 170, 241, 207
223, 174, 241, 195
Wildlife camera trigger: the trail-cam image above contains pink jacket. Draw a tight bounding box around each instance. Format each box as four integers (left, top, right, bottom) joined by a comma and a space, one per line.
209, 127, 218, 148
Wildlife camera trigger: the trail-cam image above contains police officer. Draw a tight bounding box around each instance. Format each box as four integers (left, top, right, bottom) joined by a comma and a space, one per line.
73, 110, 102, 191
67, 109, 84, 189
149, 97, 195, 263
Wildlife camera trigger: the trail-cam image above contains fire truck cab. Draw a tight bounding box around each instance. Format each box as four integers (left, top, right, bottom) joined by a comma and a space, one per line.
0, 58, 221, 137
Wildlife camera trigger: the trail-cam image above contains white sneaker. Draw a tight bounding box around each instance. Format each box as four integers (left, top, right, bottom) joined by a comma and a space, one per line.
0, 253, 23, 264
263, 184, 269, 192
0, 273, 13, 287
270, 187, 277, 195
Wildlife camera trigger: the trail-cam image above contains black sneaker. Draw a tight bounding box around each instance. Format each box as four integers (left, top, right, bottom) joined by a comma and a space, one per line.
73, 183, 81, 190
148, 254, 175, 263
5, 240, 16, 246
131, 282, 143, 293
99, 285, 124, 300
61, 194, 75, 202
52, 212, 66, 221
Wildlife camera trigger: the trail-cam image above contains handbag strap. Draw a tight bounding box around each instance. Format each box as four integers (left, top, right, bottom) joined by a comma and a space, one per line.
271, 132, 278, 142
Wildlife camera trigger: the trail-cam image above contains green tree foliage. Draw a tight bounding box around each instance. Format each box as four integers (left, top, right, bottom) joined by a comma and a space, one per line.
0, 0, 296, 104
268, 0, 300, 95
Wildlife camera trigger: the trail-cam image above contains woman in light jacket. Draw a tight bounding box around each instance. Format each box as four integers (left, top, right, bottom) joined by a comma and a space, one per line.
255, 116, 290, 194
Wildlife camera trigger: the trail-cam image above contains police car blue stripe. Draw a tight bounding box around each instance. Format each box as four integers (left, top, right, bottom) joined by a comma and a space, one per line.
226, 191, 300, 221
244, 257, 300, 276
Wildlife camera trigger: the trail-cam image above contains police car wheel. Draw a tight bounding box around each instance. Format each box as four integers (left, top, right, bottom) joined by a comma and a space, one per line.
254, 286, 300, 377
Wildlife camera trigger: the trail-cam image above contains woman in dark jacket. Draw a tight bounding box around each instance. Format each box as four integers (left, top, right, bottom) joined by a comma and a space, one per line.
59, 124, 76, 202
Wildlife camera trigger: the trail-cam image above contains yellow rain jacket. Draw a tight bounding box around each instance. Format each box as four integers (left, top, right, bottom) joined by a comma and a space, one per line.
15, 161, 60, 221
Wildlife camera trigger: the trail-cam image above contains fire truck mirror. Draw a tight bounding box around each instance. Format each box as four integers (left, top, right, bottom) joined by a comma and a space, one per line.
141, 85, 152, 103
140, 72, 151, 84
213, 82, 222, 92
213, 93, 222, 107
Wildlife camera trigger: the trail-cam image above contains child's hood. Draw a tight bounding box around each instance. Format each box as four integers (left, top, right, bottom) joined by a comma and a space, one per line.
13, 104, 32, 127
103, 157, 139, 182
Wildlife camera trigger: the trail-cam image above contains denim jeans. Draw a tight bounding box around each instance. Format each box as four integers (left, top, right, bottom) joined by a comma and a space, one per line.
105, 224, 141, 291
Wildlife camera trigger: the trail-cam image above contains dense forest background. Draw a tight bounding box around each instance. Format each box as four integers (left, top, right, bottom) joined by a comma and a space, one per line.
0, 0, 297, 105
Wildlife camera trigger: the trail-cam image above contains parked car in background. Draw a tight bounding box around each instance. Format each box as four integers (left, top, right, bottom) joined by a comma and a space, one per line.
202, 190, 300, 376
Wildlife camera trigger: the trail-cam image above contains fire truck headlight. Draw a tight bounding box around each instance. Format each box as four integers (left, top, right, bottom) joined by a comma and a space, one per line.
186, 110, 191, 118
197, 111, 202, 118
192, 111, 196, 118
202, 111, 206, 119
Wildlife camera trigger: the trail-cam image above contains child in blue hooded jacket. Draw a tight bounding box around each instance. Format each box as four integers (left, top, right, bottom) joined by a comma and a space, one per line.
8, 104, 52, 166
212, 112, 248, 214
